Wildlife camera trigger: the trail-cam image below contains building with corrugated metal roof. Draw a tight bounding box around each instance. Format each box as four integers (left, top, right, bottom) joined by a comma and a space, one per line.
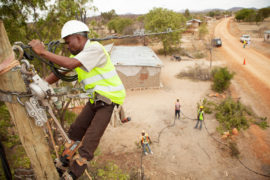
105, 44, 163, 89
264, 30, 270, 43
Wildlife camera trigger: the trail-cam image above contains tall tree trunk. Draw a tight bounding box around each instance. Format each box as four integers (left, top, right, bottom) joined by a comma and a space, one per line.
0, 20, 59, 180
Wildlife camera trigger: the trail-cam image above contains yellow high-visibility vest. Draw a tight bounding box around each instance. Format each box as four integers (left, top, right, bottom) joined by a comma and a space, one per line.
198, 110, 204, 120
74, 41, 125, 105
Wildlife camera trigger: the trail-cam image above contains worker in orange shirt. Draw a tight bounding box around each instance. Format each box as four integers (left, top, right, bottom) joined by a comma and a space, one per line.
141, 130, 153, 155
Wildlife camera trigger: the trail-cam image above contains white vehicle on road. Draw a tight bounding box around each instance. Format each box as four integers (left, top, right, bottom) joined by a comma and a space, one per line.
240, 34, 251, 43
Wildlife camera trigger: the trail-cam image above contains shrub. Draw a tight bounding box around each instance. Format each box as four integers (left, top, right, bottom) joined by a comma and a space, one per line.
193, 52, 205, 59
255, 117, 269, 129
200, 98, 269, 134
211, 67, 234, 92
176, 63, 210, 81
215, 98, 251, 132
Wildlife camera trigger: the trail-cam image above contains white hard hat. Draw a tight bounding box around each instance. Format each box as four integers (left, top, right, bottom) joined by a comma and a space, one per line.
61, 20, 89, 39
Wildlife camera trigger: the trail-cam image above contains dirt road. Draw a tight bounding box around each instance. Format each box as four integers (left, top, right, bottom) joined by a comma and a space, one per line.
214, 18, 270, 119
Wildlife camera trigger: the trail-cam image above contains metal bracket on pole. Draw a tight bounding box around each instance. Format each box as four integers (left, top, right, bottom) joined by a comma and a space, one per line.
0, 92, 13, 103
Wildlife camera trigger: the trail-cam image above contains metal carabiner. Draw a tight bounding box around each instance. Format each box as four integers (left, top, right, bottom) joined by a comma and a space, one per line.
16, 96, 25, 106
12, 44, 24, 61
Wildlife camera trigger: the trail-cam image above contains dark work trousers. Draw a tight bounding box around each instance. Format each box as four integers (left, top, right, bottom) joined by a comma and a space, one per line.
175, 110, 180, 119
68, 101, 115, 178
195, 119, 203, 129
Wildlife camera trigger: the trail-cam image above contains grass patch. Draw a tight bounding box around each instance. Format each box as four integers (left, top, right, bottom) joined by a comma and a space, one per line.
64, 110, 78, 126
88, 148, 134, 180
0, 103, 31, 178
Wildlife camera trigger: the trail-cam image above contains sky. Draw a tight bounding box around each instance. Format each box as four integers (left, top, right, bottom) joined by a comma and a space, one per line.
90, 0, 270, 15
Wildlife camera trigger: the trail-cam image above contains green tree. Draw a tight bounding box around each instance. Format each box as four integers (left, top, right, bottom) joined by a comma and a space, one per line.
101, 9, 118, 24
0, 0, 47, 43
107, 17, 133, 34
184, 9, 190, 19
198, 23, 208, 39
235, 9, 256, 22
0, 0, 97, 77
208, 11, 215, 17
256, 7, 270, 22
144, 8, 186, 55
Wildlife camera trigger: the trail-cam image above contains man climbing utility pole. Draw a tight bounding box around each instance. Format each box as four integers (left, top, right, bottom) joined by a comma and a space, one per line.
0, 21, 59, 179
29, 20, 126, 179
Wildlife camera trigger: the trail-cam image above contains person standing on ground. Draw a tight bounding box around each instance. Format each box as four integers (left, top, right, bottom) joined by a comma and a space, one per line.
243, 40, 247, 48
141, 130, 153, 155
194, 106, 204, 130
175, 99, 181, 120
29, 20, 126, 180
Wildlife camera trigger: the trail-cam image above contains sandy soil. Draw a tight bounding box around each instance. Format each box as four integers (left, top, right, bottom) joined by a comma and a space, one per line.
81, 17, 270, 180
96, 54, 270, 179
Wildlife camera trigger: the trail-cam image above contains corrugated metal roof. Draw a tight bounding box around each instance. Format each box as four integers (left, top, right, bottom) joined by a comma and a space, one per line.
109, 46, 163, 67
187, 19, 202, 23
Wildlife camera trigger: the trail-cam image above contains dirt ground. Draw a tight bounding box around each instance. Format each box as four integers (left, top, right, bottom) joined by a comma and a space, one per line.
98, 59, 270, 180
89, 18, 270, 180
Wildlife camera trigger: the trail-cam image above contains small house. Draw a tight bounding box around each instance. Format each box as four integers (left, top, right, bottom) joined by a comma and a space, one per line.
186, 19, 202, 28
105, 45, 163, 89
264, 30, 270, 43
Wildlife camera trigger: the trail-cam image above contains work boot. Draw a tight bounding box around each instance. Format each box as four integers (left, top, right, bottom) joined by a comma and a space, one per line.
55, 158, 69, 177
61, 171, 77, 180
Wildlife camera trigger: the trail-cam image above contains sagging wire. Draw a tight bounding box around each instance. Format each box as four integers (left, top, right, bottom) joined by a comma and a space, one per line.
140, 111, 195, 179
203, 119, 270, 177
17, 28, 184, 82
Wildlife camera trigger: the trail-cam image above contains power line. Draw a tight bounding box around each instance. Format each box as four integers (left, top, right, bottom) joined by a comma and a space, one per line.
90, 28, 184, 41
203, 120, 270, 178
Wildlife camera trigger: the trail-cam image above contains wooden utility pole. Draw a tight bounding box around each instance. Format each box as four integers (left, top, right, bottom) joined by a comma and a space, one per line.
0, 21, 59, 179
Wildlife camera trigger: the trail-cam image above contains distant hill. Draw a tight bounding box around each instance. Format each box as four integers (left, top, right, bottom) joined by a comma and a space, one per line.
189, 7, 258, 13
88, 7, 262, 20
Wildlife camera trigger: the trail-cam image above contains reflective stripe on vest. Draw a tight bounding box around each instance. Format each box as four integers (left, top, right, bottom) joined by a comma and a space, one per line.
86, 84, 125, 93
142, 136, 149, 144
75, 41, 125, 105
81, 69, 118, 87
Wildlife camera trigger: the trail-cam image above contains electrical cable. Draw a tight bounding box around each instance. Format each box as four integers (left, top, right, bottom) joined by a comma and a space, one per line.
180, 111, 197, 120
18, 28, 183, 82
203, 119, 270, 178
47, 41, 77, 82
